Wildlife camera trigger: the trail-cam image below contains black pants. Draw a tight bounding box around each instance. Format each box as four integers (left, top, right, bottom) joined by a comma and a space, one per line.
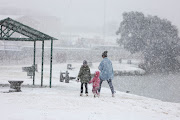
98, 79, 115, 94
81, 83, 88, 93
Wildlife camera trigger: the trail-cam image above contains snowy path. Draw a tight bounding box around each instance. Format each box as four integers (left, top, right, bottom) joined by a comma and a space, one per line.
0, 81, 180, 120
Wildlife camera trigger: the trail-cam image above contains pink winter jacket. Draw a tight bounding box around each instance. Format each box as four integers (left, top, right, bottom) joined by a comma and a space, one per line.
89, 71, 100, 88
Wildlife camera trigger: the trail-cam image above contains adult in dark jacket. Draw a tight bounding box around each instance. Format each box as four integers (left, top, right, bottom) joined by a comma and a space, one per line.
78, 60, 91, 96
98, 51, 115, 97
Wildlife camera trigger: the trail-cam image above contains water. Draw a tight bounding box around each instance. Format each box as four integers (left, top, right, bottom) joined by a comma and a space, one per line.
102, 73, 180, 103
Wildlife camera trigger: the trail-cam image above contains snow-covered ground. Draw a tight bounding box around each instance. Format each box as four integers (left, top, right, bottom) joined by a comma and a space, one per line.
0, 81, 180, 120
0, 62, 179, 120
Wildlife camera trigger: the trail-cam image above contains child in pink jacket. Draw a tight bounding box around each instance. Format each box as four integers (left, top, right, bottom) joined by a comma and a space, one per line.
89, 71, 100, 97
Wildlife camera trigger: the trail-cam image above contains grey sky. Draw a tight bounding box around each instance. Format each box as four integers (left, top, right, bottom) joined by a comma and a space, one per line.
1, 0, 180, 29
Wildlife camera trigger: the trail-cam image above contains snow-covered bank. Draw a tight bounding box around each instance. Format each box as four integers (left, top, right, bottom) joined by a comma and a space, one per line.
0, 81, 180, 120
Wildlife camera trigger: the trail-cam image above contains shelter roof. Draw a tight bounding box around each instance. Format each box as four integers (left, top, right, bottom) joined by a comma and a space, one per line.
0, 17, 57, 41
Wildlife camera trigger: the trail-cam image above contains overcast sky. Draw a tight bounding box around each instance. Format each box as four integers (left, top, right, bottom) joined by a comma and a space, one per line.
0, 0, 180, 30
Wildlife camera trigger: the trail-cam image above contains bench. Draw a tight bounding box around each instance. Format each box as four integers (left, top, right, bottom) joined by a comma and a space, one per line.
60, 71, 76, 83
67, 64, 75, 70
22, 64, 38, 78
8, 81, 23, 92
60, 71, 70, 83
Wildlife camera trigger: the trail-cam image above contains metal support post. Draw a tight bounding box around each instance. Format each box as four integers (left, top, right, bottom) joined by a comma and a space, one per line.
49, 39, 53, 88
33, 40, 36, 85
0, 26, 2, 37
41, 40, 44, 87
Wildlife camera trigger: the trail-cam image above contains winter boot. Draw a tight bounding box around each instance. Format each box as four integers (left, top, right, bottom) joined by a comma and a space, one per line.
94, 95, 96, 98
97, 93, 100, 97
86, 93, 88, 96
112, 94, 115, 97
80, 93, 83, 96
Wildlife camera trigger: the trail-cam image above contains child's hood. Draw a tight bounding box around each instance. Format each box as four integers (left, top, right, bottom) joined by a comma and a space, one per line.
95, 71, 100, 78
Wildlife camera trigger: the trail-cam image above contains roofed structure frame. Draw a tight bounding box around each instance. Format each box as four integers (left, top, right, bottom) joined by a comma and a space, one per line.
0, 17, 58, 88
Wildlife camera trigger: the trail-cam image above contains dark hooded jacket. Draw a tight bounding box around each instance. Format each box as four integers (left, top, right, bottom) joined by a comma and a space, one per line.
78, 65, 91, 83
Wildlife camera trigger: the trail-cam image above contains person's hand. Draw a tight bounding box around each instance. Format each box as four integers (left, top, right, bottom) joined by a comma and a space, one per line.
76, 78, 80, 82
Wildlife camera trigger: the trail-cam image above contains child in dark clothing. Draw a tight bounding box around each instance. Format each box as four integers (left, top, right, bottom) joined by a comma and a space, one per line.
77, 60, 91, 96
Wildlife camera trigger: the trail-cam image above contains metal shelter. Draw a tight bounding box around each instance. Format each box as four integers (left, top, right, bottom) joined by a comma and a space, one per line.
0, 17, 57, 88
